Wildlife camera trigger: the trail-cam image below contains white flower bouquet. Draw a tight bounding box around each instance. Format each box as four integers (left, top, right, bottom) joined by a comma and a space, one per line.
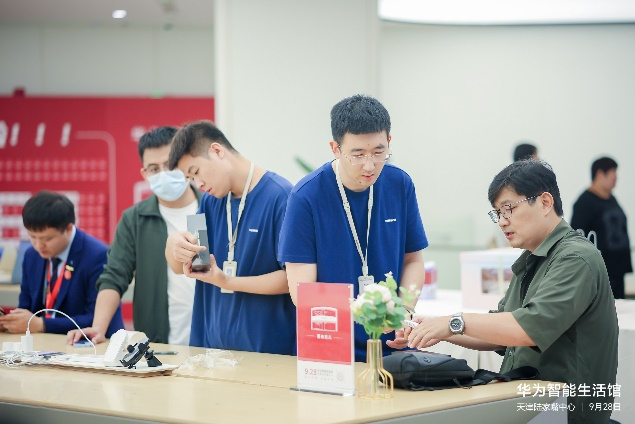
350, 272, 417, 340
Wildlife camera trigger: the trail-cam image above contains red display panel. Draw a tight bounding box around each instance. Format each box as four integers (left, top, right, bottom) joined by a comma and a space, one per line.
0, 95, 214, 244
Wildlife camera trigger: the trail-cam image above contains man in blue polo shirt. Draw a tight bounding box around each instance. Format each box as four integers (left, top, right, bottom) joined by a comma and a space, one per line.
278, 94, 429, 362
165, 120, 295, 355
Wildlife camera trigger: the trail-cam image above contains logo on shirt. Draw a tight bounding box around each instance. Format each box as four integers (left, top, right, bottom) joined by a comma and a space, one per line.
384, 218, 397, 223
249, 228, 259, 233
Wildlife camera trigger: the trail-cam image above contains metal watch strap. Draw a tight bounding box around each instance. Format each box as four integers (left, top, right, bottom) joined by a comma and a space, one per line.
450, 312, 465, 335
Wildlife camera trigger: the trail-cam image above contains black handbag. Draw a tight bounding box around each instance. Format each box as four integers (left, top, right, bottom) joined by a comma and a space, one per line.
382, 351, 539, 391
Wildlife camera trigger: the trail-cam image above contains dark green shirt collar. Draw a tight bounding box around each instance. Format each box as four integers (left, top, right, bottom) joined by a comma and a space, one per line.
532, 218, 572, 258
512, 218, 572, 273
138, 193, 162, 217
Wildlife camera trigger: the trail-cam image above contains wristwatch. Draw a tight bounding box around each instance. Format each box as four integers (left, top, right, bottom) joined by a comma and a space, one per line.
449, 312, 465, 335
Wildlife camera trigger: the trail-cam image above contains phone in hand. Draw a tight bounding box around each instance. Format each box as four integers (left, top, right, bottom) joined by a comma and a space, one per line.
191, 229, 211, 272
73, 340, 93, 348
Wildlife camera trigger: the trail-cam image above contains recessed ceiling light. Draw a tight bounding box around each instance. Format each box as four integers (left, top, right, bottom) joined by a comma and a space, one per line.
112, 10, 128, 19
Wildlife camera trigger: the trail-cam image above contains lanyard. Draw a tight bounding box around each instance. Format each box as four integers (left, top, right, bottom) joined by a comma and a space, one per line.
45, 260, 66, 318
335, 159, 373, 277
226, 162, 255, 262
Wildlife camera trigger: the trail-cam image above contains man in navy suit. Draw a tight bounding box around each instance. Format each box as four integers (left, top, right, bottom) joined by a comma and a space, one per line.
0, 191, 124, 336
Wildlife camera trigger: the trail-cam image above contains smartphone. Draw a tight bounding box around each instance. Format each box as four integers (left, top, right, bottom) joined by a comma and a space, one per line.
73, 340, 93, 348
188, 215, 211, 273
38, 351, 65, 358
191, 229, 211, 272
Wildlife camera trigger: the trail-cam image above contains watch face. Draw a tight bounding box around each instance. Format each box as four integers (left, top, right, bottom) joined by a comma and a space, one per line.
450, 319, 462, 332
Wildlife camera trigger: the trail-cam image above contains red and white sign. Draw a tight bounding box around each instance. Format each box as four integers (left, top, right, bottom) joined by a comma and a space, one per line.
0, 95, 214, 245
296, 282, 355, 395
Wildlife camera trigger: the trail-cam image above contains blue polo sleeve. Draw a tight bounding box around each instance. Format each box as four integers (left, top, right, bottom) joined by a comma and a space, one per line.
278, 192, 317, 264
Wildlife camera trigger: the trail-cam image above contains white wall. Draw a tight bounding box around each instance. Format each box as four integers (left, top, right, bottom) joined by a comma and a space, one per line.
1, 11, 634, 290
0, 23, 214, 96
378, 22, 635, 288
214, 0, 380, 186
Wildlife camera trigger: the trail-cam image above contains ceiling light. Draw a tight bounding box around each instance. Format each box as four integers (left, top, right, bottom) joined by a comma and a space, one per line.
378, 0, 635, 25
112, 10, 128, 19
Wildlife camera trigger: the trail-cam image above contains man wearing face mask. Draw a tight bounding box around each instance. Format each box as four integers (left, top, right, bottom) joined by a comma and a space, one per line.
67, 126, 202, 346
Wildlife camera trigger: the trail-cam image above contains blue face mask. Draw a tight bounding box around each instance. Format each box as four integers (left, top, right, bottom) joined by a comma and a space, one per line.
148, 169, 189, 202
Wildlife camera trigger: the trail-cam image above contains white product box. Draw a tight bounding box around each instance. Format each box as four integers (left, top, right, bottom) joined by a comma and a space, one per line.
418, 261, 437, 300
460, 248, 522, 311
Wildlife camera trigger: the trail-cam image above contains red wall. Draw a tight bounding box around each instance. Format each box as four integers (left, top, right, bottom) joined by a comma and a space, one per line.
0, 95, 214, 244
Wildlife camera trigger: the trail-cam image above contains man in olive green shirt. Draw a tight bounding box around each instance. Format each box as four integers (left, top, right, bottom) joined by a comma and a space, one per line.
67, 127, 203, 345
389, 159, 618, 423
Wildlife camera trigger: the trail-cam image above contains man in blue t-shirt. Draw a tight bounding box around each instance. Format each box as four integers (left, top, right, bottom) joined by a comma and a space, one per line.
165, 120, 296, 355
278, 95, 429, 362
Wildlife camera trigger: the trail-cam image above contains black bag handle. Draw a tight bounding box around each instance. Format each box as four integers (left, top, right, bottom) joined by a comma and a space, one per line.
406, 366, 539, 391
469, 365, 539, 386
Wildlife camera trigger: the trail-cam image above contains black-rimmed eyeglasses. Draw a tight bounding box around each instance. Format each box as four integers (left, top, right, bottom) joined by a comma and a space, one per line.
488, 194, 540, 223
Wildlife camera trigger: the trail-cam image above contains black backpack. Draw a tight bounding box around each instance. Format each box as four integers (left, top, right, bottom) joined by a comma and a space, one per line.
382, 351, 539, 391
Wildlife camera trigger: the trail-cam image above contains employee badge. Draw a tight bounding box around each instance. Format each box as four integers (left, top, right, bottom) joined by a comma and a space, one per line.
358, 275, 375, 294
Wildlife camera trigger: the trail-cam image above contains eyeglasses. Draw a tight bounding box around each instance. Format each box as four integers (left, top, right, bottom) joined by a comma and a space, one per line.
143, 163, 170, 176
488, 194, 540, 223
339, 146, 392, 166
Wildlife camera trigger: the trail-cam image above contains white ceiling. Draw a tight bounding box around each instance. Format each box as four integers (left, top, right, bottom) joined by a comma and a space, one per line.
0, 0, 214, 27
2, 0, 634, 29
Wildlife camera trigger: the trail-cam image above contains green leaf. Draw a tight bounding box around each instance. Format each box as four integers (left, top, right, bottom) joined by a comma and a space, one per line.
294, 156, 315, 174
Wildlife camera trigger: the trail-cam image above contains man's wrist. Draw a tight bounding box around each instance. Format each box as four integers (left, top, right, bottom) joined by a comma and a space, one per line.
35, 316, 46, 333
91, 322, 107, 334
221, 275, 233, 291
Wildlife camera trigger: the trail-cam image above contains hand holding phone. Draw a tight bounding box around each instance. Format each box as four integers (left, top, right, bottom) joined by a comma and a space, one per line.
73, 340, 93, 348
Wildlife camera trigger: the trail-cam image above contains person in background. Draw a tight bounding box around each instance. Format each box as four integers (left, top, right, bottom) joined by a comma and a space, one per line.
165, 120, 296, 355
1, 191, 124, 336
67, 126, 202, 346
278, 94, 428, 362
513, 142, 538, 162
390, 159, 618, 424
571, 156, 632, 299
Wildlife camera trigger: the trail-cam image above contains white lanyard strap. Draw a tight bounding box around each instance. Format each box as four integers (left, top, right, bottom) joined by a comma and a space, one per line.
335, 159, 373, 277
226, 162, 255, 262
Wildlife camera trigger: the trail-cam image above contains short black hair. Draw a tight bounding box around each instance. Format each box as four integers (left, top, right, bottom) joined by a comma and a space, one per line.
513, 143, 537, 162
591, 157, 617, 181
137, 126, 178, 162
330, 95, 391, 144
22, 191, 75, 232
488, 159, 564, 217
168, 120, 236, 170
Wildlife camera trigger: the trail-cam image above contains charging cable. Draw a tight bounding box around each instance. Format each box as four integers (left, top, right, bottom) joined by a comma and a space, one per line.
26, 308, 97, 355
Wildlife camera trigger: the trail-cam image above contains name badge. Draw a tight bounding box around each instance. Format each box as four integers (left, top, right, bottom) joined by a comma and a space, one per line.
221, 260, 237, 294
358, 275, 375, 294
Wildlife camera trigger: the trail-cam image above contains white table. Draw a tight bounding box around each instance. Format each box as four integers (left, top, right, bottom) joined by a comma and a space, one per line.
415, 290, 635, 423
613, 299, 635, 423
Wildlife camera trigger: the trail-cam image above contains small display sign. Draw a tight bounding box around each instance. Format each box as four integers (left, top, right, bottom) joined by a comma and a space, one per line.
295, 282, 355, 395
